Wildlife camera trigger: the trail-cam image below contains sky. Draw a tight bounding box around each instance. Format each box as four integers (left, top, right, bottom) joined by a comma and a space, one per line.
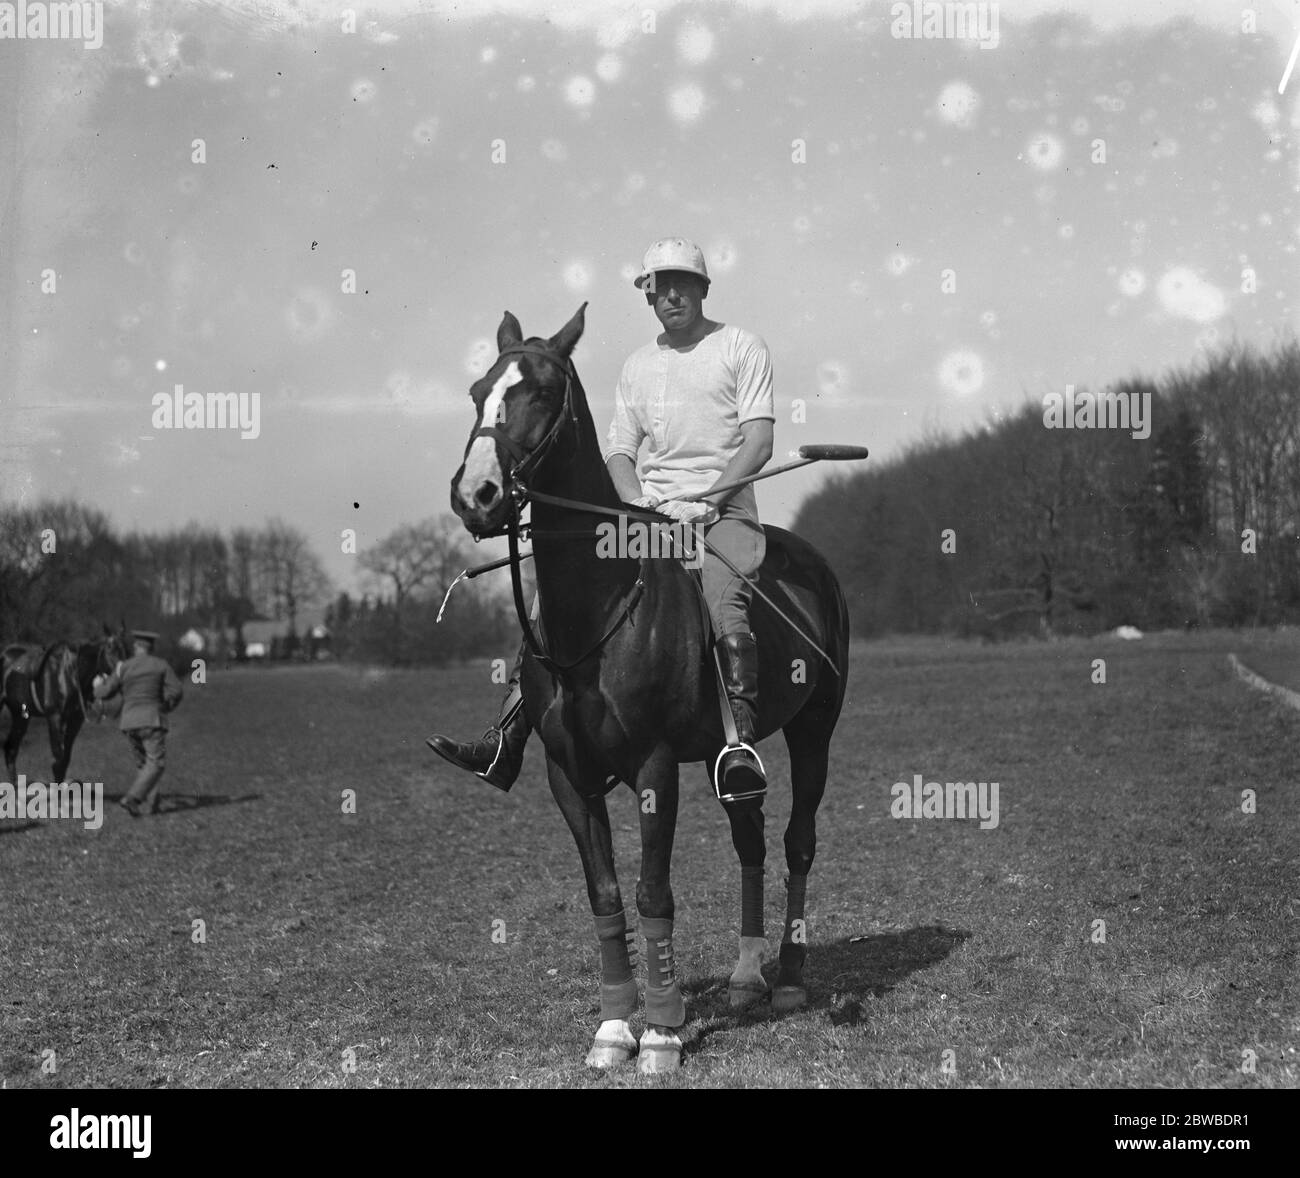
1, 0, 1298, 594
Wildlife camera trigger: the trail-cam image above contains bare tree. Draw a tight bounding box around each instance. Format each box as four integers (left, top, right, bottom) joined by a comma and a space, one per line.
358, 515, 470, 635
256, 519, 332, 641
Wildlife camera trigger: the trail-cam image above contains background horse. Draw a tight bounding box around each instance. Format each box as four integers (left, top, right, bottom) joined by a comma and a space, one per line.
449, 305, 849, 1071
2, 627, 129, 785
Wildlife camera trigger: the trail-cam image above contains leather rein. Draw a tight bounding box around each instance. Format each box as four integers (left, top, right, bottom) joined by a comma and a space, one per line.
468, 344, 843, 680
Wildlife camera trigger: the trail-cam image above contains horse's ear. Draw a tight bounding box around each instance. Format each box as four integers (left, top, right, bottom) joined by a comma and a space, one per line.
548, 302, 587, 359
497, 311, 523, 352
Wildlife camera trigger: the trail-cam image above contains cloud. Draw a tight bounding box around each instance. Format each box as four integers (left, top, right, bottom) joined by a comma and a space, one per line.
936, 81, 980, 128
1156, 267, 1227, 323
938, 351, 986, 397
668, 83, 706, 126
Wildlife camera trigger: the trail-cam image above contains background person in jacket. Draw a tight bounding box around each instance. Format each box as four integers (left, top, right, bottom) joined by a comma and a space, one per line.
94, 630, 184, 817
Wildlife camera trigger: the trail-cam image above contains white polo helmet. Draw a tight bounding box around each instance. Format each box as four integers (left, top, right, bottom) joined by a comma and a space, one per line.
634, 237, 710, 290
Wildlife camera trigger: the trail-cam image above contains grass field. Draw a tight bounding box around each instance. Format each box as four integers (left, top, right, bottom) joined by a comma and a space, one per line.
2, 630, 1297, 1088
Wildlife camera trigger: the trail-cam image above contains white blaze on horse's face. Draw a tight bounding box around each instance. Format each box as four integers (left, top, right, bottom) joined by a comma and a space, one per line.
461, 360, 523, 509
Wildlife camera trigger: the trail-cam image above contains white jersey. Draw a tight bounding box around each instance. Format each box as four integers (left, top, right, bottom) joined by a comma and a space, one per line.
602, 323, 775, 512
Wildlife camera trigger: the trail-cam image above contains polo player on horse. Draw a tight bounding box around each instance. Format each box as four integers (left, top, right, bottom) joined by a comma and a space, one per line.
428, 237, 772, 800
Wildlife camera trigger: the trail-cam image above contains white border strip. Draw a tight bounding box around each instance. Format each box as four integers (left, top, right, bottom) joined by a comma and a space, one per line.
1228, 653, 1300, 713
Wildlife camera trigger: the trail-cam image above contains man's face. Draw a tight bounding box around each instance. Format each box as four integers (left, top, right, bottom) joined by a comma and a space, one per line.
646, 270, 707, 333
132, 640, 150, 658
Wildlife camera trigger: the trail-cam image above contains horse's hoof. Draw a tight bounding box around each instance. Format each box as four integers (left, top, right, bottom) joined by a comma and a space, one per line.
772, 984, 807, 1014
585, 1041, 634, 1069
728, 979, 769, 1009
636, 1027, 682, 1074
585, 1020, 635, 1070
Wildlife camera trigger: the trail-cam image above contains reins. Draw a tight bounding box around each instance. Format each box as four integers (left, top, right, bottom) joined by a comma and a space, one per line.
456, 343, 844, 679
522, 487, 842, 678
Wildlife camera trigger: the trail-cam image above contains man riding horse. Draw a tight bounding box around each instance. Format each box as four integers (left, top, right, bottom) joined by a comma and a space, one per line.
428, 237, 772, 799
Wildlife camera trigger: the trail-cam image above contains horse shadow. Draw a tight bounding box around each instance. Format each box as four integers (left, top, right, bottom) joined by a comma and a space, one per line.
681, 924, 971, 1051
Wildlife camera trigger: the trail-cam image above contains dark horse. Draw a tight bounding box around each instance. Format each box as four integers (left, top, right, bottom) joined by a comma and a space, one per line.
1, 627, 129, 785
449, 305, 849, 1071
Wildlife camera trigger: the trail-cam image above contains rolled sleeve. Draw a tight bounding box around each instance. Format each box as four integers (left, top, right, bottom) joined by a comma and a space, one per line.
601, 365, 646, 463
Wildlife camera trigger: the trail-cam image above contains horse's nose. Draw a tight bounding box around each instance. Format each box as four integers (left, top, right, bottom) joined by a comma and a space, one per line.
474, 481, 501, 509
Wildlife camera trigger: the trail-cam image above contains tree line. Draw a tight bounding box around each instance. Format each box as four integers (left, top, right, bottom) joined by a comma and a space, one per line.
793, 338, 1300, 638
0, 509, 513, 664
5, 337, 1294, 656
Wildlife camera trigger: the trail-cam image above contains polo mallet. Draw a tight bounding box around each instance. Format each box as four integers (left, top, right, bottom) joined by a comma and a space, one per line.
436, 444, 870, 620
671, 443, 869, 504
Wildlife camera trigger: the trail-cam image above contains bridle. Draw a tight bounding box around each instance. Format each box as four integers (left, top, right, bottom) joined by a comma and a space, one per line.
468, 344, 646, 677
79, 635, 125, 722
468, 344, 580, 502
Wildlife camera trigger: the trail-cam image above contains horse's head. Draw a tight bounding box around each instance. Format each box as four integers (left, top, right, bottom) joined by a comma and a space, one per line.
451, 303, 586, 538
100, 623, 129, 674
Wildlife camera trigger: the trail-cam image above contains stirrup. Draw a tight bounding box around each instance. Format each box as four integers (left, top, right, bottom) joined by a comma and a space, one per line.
712, 741, 767, 804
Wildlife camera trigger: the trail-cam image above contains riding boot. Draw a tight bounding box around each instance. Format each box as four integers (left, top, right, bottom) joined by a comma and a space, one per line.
426, 649, 531, 792
715, 631, 767, 802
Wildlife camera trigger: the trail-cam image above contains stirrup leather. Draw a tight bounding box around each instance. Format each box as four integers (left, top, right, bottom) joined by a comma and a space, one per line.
474, 692, 524, 782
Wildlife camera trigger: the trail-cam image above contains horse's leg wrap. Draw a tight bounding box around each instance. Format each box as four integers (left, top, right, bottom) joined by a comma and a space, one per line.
727, 865, 768, 1007
594, 910, 638, 1021
779, 874, 808, 975
741, 864, 764, 938
640, 916, 686, 1028
774, 874, 809, 1012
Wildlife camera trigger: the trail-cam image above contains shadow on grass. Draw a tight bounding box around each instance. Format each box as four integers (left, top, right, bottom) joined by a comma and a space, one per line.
104, 791, 262, 815
817, 925, 971, 1024
681, 924, 971, 1051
